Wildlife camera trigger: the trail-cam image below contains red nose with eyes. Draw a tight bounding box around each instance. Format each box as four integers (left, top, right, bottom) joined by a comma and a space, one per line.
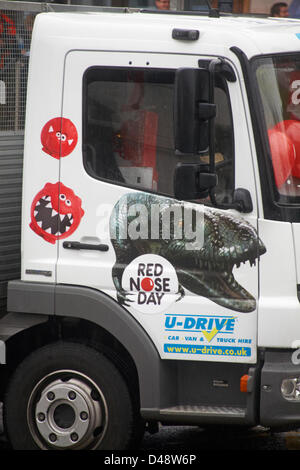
41, 117, 78, 160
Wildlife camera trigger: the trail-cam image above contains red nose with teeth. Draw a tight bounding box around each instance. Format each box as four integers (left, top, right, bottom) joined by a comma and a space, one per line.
30, 182, 84, 244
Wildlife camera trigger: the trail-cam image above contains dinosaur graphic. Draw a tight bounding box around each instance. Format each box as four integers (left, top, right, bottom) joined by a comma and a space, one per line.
110, 192, 266, 313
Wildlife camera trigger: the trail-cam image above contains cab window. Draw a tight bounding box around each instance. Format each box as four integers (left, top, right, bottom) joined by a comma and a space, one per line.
83, 66, 234, 204
254, 54, 300, 203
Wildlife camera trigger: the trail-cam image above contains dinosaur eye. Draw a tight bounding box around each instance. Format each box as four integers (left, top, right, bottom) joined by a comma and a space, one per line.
65, 199, 71, 206
61, 134, 66, 142
56, 132, 61, 139
59, 194, 66, 201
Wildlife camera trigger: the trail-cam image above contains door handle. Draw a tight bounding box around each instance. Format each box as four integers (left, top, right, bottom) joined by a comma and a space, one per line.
63, 241, 109, 252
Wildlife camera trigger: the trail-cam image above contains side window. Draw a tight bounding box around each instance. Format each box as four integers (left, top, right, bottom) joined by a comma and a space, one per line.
83, 67, 234, 202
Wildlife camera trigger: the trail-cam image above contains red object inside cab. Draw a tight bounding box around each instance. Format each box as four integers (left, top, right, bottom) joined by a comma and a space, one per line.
118, 109, 159, 189
278, 120, 300, 178
268, 127, 295, 188
267, 119, 300, 187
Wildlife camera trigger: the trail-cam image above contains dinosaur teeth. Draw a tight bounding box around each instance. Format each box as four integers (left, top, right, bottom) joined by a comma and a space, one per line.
196, 255, 258, 272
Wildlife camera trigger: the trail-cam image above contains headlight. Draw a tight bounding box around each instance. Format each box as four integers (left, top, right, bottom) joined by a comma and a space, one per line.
281, 378, 300, 401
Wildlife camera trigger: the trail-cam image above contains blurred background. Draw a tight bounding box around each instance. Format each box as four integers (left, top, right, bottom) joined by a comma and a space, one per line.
3, 0, 295, 16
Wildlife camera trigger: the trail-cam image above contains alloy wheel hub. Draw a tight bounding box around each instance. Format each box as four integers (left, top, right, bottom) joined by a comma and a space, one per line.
27, 370, 107, 449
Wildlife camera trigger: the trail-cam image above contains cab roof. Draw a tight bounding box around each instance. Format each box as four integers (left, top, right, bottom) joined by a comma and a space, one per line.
34, 10, 300, 58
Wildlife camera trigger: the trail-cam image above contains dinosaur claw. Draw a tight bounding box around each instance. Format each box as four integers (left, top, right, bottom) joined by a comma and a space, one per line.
117, 290, 134, 307
176, 284, 185, 302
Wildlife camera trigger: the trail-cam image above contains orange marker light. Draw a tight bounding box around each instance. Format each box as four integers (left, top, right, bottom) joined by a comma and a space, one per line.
240, 374, 249, 393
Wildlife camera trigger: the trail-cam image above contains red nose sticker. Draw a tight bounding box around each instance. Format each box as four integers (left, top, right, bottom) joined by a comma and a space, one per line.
41, 117, 78, 159
141, 277, 154, 292
29, 182, 84, 244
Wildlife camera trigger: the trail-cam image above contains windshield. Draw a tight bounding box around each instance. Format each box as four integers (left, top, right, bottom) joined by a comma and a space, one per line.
253, 54, 300, 201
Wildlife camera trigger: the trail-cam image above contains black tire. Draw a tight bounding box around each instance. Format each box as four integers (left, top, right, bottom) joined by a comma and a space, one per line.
4, 341, 136, 450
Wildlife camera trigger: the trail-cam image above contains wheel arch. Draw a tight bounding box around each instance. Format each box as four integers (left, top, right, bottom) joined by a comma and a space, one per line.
5, 280, 162, 409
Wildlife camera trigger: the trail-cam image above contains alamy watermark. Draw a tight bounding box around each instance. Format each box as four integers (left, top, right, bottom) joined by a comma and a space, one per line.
95, 196, 204, 251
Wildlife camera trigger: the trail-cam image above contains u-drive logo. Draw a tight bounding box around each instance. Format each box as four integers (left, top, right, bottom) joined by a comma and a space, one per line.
165, 314, 236, 342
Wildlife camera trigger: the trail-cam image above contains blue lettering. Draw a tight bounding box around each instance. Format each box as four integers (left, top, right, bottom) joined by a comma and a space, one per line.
215, 319, 226, 330
165, 316, 176, 329
165, 315, 236, 333
184, 317, 196, 329
195, 318, 207, 329
226, 319, 235, 331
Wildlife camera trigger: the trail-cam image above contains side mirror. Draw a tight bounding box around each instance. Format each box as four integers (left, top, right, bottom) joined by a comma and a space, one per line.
174, 164, 253, 213
174, 68, 216, 154
232, 188, 253, 213
174, 163, 218, 200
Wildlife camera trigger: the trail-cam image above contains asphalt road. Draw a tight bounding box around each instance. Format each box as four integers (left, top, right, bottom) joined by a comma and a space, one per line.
0, 425, 294, 451
0, 399, 299, 451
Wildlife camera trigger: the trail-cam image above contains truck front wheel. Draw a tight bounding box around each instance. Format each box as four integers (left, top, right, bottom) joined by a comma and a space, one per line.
4, 341, 136, 450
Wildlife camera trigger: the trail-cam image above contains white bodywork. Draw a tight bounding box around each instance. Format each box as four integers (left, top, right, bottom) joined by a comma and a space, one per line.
21, 11, 300, 360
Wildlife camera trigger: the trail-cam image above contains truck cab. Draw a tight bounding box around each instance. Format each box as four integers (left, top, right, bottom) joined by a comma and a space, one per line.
1, 7, 300, 450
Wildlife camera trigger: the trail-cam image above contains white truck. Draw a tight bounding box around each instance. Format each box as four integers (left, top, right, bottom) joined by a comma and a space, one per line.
0, 1, 300, 451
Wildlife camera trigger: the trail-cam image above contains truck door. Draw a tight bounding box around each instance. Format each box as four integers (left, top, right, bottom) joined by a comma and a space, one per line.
58, 51, 263, 364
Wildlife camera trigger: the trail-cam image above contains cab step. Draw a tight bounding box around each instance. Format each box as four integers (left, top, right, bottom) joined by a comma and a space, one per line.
161, 405, 246, 417
142, 405, 247, 425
